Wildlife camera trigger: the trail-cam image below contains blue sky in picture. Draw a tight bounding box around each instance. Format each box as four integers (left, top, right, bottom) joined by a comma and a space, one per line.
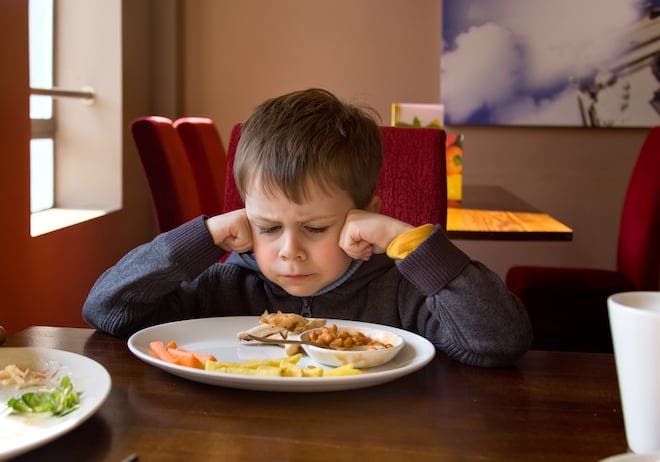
441, 0, 660, 127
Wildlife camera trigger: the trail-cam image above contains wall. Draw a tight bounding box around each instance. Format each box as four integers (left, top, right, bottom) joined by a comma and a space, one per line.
182, 0, 441, 143
454, 125, 643, 278
181, 0, 648, 279
0, 1, 158, 334
1, 0, 650, 334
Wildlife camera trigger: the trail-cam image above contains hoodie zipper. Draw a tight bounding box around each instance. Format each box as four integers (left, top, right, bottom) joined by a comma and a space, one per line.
302, 297, 312, 317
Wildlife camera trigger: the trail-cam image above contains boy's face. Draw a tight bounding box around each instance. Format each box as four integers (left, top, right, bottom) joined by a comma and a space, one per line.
244, 180, 356, 297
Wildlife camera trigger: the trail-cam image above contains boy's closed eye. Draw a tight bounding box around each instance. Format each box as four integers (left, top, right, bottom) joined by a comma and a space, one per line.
258, 225, 330, 234
305, 226, 329, 234
258, 225, 280, 234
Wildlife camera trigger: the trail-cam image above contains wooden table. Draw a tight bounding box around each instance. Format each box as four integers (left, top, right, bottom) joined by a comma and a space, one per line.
4, 326, 628, 461
446, 185, 573, 241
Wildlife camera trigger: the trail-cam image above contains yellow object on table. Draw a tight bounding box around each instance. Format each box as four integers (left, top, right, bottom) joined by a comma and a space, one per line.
446, 133, 463, 202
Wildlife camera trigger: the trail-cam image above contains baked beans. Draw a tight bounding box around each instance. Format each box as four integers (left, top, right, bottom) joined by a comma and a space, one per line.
306, 324, 393, 350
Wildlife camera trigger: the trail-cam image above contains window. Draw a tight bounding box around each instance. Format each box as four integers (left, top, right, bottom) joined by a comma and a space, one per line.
29, 0, 54, 213
27, 0, 122, 237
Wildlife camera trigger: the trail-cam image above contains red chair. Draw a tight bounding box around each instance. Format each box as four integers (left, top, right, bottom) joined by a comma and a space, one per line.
131, 116, 202, 233
173, 117, 227, 217
378, 126, 447, 227
222, 124, 447, 228
506, 126, 660, 352
222, 124, 244, 214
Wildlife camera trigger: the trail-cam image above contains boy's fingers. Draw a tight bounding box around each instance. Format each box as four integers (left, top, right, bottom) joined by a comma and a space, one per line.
341, 238, 373, 259
222, 236, 251, 253
219, 222, 253, 253
339, 225, 365, 248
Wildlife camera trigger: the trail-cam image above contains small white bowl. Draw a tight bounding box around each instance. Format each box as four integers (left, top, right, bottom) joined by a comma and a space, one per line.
300, 326, 404, 369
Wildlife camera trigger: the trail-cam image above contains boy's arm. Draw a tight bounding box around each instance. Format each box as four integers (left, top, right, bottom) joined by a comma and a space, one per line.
395, 226, 532, 367
82, 217, 224, 337
340, 211, 531, 366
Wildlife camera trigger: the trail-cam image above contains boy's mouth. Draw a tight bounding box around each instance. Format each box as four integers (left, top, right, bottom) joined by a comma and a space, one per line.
281, 274, 310, 279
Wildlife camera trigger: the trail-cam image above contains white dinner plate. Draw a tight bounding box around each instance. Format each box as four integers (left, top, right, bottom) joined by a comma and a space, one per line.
600, 454, 660, 462
0, 348, 112, 461
127, 316, 436, 392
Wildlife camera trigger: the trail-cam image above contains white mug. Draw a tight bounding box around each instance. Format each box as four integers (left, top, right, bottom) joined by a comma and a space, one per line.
608, 291, 660, 454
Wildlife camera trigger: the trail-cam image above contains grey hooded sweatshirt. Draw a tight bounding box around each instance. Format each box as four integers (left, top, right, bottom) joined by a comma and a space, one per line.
83, 216, 532, 367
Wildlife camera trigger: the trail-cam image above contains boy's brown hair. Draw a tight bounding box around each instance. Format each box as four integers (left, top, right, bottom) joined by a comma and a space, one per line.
234, 88, 382, 209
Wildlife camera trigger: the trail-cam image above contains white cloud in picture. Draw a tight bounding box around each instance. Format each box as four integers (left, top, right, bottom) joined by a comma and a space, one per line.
442, 22, 522, 122
488, 0, 638, 87
491, 88, 583, 126
441, 0, 660, 127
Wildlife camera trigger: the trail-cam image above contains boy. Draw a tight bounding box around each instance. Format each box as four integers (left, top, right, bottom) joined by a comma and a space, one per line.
83, 88, 531, 367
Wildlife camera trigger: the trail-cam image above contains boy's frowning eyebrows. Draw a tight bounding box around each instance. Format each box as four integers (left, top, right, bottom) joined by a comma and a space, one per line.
247, 211, 343, 225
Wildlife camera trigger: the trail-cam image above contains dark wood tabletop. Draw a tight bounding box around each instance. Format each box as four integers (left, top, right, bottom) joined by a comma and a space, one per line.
4, 326, 626, 461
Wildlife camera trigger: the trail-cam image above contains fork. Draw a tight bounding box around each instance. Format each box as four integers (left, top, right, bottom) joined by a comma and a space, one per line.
243, 333, 334, 349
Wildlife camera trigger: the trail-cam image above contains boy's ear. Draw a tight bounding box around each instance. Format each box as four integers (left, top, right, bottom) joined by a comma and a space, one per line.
366, 195, 381, 213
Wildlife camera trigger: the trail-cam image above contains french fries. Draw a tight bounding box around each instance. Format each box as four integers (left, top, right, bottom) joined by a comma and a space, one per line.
204, 353, 361, 377
322, 364, 363, 377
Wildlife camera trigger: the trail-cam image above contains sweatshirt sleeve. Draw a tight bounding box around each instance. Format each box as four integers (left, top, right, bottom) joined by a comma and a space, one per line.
82, 216, 224, 337
396, 226, 532, 367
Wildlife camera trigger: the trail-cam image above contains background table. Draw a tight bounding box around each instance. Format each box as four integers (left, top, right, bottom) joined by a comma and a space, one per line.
3, 326, 628, 461
446, 185, 573, 241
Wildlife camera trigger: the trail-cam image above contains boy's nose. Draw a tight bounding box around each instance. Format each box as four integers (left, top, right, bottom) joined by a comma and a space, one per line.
279, 232, 306, 261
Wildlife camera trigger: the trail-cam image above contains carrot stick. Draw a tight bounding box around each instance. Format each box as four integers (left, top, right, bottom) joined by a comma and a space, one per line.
149, 341, 177, 363
175, 347, 217, 363
192, 352, 216, 364
166, 348, 204, 369
150, 340, 215, 368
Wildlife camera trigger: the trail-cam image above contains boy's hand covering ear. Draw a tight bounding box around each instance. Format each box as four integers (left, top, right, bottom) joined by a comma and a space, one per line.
205, 209, 254, 254
339, 210, 414, 261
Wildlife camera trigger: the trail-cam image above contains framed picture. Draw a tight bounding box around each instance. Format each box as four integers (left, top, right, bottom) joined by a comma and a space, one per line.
391, 103, 444, 128
441, 0, 660, 127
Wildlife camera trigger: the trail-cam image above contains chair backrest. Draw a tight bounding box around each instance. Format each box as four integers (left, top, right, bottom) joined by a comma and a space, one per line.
222, 124, 447, 228
378, 126, 447, 227
131, 116, 202, 233
173, 117, 227, 216
222, 124, 245, 214
617, 126, 660, 290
